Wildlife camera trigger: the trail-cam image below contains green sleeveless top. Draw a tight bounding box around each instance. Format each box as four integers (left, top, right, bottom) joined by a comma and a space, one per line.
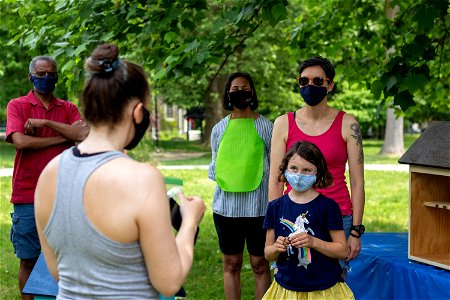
215, 117, 264, 192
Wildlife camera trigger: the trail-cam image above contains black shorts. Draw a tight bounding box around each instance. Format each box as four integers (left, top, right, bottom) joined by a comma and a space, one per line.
213, 213, 266, 256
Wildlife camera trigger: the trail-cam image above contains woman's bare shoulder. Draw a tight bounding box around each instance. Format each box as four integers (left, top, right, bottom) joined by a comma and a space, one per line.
38, 154, 61, 186
104, 158, 163, 185
342, 111, 359, 124
274, 113, 289, 125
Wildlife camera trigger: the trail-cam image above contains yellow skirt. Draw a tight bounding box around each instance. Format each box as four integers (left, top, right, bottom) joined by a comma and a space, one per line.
262, 281, 355, 300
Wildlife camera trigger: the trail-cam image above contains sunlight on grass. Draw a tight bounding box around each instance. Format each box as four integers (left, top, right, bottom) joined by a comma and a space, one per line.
0, 142, 15, 168
160, 169, 410, 298
0, 136, 413, 299
364, 134, 420, 164
364, 171, 409, 232
160, 169, 259, 299
0, 176, 21, 300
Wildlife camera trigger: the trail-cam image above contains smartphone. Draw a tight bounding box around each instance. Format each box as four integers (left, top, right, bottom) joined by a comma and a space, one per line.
169, 197, 199, 244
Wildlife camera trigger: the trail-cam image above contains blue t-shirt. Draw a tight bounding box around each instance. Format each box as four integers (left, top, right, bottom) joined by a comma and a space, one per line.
263, 193, 344, 292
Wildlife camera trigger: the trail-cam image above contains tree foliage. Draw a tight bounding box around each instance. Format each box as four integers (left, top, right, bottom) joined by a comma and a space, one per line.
370, 0, 449, 113
0, 0, 448, 138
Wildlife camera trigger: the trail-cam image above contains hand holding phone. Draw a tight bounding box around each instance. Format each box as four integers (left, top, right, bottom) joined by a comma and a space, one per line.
167, 188, 202, 244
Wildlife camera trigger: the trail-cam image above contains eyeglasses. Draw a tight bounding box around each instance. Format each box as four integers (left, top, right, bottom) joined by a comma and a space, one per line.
31, 71, 58, 78
298, 76, 329, 87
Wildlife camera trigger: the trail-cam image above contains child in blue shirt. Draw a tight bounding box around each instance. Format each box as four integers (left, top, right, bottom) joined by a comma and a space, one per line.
263, 141, 354, 299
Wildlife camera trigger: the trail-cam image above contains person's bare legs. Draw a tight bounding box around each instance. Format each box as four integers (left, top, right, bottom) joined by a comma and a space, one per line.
19, 258, 37, 300
223, 253, 243, 300
250, 255, 271, 300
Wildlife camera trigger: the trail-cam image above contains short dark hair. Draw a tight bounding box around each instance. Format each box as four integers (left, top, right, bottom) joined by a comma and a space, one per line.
278, 141, 333, 189
82, 43, 150, 126
29, 56, 58, 73
299, 56, 335, 82
222, 72, 258, 111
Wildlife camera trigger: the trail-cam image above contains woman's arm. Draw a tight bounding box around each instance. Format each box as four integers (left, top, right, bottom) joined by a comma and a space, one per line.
268, 115, 288, 201
138, 168, 205, 297
264, 229, 288, 262
34, 157, 61, 281
343, 114, 365, 259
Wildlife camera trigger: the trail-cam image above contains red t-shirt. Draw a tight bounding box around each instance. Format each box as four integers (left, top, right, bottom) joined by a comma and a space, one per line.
286, 111, 352, 216
5, 91, 81, 204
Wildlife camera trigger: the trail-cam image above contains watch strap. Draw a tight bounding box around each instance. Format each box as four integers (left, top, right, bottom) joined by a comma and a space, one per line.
350, 224, 365, 238
350, 232, 362, 238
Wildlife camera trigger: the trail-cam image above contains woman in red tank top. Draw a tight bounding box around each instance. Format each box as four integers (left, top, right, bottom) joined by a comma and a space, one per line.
268, 56, 365, 279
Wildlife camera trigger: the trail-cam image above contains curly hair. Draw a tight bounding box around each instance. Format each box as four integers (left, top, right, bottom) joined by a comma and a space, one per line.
278, 141, 333, 189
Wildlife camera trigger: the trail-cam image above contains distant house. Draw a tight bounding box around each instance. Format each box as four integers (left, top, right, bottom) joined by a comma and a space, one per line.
153, 100, 203, 141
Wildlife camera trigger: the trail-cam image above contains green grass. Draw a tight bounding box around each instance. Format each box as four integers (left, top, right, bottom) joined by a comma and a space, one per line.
156, 140, 210, 152
0, 176, 20, 299
162, 169, 410, 299
364, 134, 420, 164
159, 153, 211, 166
0, 141, 15, 168
0, 134, 420, 167
0, 168, 409, 300
0, 135, 415, 299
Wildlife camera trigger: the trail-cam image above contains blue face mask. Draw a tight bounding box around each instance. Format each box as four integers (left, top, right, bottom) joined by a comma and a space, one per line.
299, 85, 327, 106
30, 75, 58, 94
284, 171, 317, 192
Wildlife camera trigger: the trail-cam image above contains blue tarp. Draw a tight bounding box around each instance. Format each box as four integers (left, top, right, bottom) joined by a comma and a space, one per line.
347, 232, 450, 300
22, 254, 57, 297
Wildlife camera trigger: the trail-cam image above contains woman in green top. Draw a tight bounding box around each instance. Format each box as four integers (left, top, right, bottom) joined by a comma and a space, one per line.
208, 72, 273, 299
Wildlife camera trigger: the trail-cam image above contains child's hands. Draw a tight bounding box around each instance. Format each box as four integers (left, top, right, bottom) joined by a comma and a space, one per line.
274, 236, 289, 253
289, 232, 314, 249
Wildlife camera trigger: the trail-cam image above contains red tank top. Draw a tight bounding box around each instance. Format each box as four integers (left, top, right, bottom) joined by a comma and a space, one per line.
286, 111, 352, 215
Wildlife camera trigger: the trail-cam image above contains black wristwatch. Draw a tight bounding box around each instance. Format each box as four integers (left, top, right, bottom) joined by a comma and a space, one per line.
350, 224, 365, 238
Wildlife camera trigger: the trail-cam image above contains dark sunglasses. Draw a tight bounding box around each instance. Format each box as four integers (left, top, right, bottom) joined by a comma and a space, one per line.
298, 76, 330, 87
31, 71, 58, 79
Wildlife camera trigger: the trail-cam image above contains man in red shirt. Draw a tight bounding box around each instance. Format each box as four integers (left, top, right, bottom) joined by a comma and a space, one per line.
6, 55, 89, 299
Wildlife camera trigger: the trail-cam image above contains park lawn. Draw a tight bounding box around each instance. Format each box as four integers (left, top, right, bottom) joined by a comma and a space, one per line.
0, 134, 414, 299
161, 169, 409, 299
363, 134, 419, 164
0, 134, 420, 167
0, 176, 20, 299
0, 168, 409, 300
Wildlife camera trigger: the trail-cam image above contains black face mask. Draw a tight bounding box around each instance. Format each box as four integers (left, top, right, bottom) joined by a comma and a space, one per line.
124, 107, 150, 150
229, 90, 252, 109
299, 85, 328, 106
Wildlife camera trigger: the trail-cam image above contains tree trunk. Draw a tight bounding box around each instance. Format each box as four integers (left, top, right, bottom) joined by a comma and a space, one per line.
380, 0, 404, 155
380, 107, 404, 155
203, 74, 226, 146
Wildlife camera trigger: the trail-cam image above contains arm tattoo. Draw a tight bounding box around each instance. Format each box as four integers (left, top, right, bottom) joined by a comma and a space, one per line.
350, 123, 364, 164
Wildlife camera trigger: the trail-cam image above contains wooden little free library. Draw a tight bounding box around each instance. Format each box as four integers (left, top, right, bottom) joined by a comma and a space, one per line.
399, 121, 450, 270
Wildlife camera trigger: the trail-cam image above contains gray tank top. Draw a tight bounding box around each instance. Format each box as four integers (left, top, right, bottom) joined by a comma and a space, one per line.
44, 147, 159, 299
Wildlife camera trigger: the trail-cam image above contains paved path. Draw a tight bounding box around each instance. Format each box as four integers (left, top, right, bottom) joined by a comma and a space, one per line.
161, 164, 409, 171
0, 164, 409, 177
0, 168, 13, 177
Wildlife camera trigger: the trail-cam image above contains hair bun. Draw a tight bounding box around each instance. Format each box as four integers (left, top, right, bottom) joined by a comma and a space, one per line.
86, 43, 121, 75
